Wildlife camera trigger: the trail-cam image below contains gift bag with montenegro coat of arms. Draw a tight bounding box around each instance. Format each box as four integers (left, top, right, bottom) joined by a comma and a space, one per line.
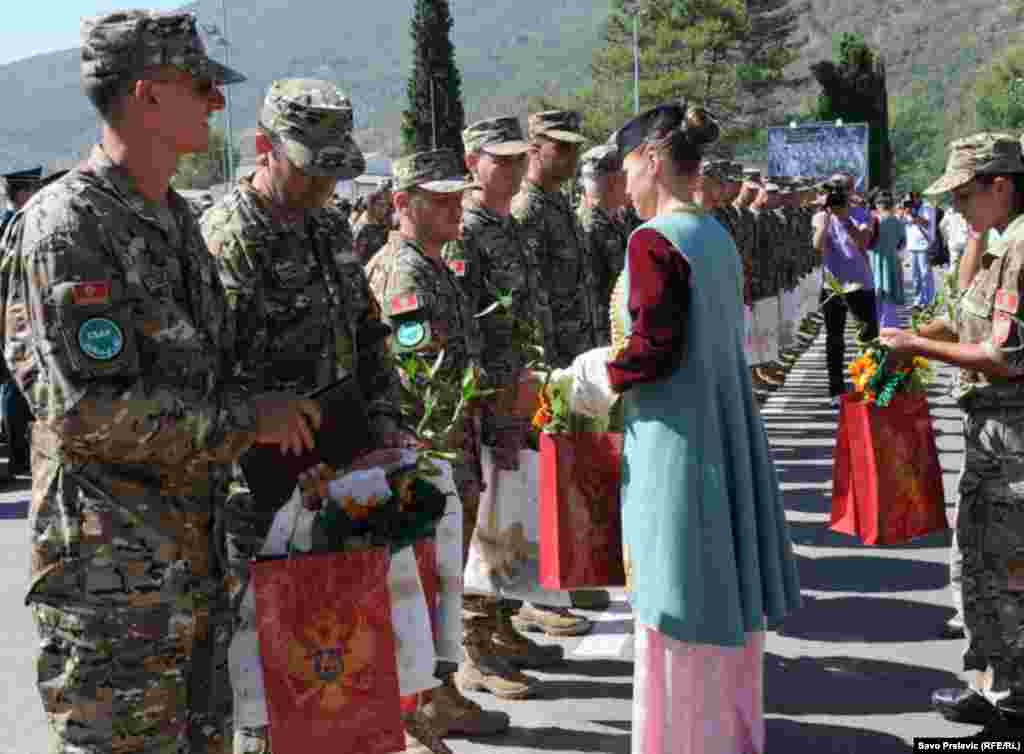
251, 547, 403, 753
831, 393, 948, 546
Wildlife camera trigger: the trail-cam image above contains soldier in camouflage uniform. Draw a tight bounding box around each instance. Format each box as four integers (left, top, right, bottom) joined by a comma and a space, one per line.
513, 111, 597, 362
0, 11, 321, 754
511, 110, 602, 633
201, 79, 404, 754
353, 182, 394, 263
577, 143, 629, 344
366, 149, 517, 751
881, 134, 1024, 735
444, 115, 565, 690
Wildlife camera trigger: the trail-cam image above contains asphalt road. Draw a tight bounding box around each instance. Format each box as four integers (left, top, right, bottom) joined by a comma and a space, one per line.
0, 304, 981, 753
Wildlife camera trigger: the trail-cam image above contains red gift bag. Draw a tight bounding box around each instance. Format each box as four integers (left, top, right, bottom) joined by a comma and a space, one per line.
252, 547, 404, 754
539, 432, 626, 589
831, 393, 948, 545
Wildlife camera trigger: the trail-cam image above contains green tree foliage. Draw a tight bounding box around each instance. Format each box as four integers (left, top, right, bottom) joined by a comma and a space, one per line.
401, 0, 467, 158
972, 43, 1024, 133
574, 0, 749, 144
888, 83, 947, 196
812, 32, 893, 188
171, 125, 240, 190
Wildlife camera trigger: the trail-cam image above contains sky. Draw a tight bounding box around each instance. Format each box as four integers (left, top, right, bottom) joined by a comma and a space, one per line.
0, 1, 181, 66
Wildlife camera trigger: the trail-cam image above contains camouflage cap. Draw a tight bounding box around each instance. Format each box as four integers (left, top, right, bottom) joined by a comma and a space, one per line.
924, 132, 1024, 196
528, 110, 587, 144
81, 10, 245, 89
463, 116, 530, 156
260, 79, 366, 179
580, 144, 622, 178
393, 149, 475, 193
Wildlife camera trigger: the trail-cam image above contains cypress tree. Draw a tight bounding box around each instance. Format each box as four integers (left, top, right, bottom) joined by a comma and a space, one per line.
812, 33, 893, 189
401, 0, 467, 158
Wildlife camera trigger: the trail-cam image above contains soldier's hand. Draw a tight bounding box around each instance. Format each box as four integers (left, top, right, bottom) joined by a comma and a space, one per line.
252, 393, 323, 455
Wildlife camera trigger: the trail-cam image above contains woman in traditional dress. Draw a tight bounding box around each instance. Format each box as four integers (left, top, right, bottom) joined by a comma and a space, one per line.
869, 191, 907, 327
605, 102, 802, 754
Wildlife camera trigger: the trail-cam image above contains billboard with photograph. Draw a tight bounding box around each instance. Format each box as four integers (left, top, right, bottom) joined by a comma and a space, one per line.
767, 123, 870, 191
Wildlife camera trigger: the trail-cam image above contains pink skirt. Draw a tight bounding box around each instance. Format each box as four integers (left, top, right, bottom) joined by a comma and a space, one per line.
632, 625, 765, 754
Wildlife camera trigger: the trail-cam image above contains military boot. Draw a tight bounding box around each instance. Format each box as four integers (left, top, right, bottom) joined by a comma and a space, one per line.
490, 602, 564, 669
403, 712, 453, 754
456, 615, 537, 699
419, 673, 510, 737
512, 603, 593, 637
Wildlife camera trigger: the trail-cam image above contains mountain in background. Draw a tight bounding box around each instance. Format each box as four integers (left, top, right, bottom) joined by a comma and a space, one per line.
0, 0, 610, 172
0, 0, 1019, 173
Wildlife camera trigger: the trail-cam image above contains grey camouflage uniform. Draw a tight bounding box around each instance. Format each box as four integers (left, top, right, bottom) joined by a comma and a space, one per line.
201, 79, 386, 754
512, 111, 598, 364
3, 144, 256, 754
365, 150, 483, 490
1, 12, 255, 754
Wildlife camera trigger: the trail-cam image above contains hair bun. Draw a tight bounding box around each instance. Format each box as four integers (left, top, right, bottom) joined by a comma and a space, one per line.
684, 106, 720, 148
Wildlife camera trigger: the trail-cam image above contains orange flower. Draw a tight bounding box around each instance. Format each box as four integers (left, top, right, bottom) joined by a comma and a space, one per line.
531, 393, 553, 431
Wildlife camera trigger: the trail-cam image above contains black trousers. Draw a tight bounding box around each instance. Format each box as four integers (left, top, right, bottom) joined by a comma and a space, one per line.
1, 380, 31, 469
820, 287, 879, 397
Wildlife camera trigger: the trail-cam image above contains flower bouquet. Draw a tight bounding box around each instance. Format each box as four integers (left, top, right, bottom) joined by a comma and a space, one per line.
831, 343, 948, 545
243, 352, 486, 753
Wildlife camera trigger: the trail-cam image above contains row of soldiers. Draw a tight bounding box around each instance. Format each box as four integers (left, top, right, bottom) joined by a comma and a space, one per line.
0, 9, 827, 754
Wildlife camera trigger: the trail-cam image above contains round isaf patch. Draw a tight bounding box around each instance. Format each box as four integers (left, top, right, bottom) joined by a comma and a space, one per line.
78, 317, 125, 361
395, 320, 428, 350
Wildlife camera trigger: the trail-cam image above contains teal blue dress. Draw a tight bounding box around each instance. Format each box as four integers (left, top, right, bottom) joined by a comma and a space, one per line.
870, 214, 906, 306
616, 209, 802, 647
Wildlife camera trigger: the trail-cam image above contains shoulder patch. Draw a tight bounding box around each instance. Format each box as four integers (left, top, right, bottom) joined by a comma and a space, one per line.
996, 289, 1020, 314
391, 293, 421, 315
78, 317, 125, 361
395, 320, 429, 350
72, 281, 112, 306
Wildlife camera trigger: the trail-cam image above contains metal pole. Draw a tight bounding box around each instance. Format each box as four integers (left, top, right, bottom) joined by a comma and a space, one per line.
220, 0, 233, 184
633, 13, 640, 115
430, 77, 437, 150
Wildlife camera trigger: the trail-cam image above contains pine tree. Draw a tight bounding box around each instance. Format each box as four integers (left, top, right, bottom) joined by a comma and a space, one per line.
401, 0, 467, 158
812, 33, 893, 188
578, 0, 748, 144
735, 0, 807, 128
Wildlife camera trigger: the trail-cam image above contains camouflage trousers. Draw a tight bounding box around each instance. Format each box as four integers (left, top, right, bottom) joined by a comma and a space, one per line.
959, 405, 1024, 703
33, 598, 230, 754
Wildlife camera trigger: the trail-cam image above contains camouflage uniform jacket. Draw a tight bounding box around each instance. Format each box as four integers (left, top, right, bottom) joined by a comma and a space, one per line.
578, 202, 629, 343
953, 213, 1024, 406
201, 175, 396, 417
512, 181, 598, 365
0, 145, 256, 606
366, 237, 484, 484
352, 218, 392, 265
752, 209, 779, 300
443, 197, 551, 449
